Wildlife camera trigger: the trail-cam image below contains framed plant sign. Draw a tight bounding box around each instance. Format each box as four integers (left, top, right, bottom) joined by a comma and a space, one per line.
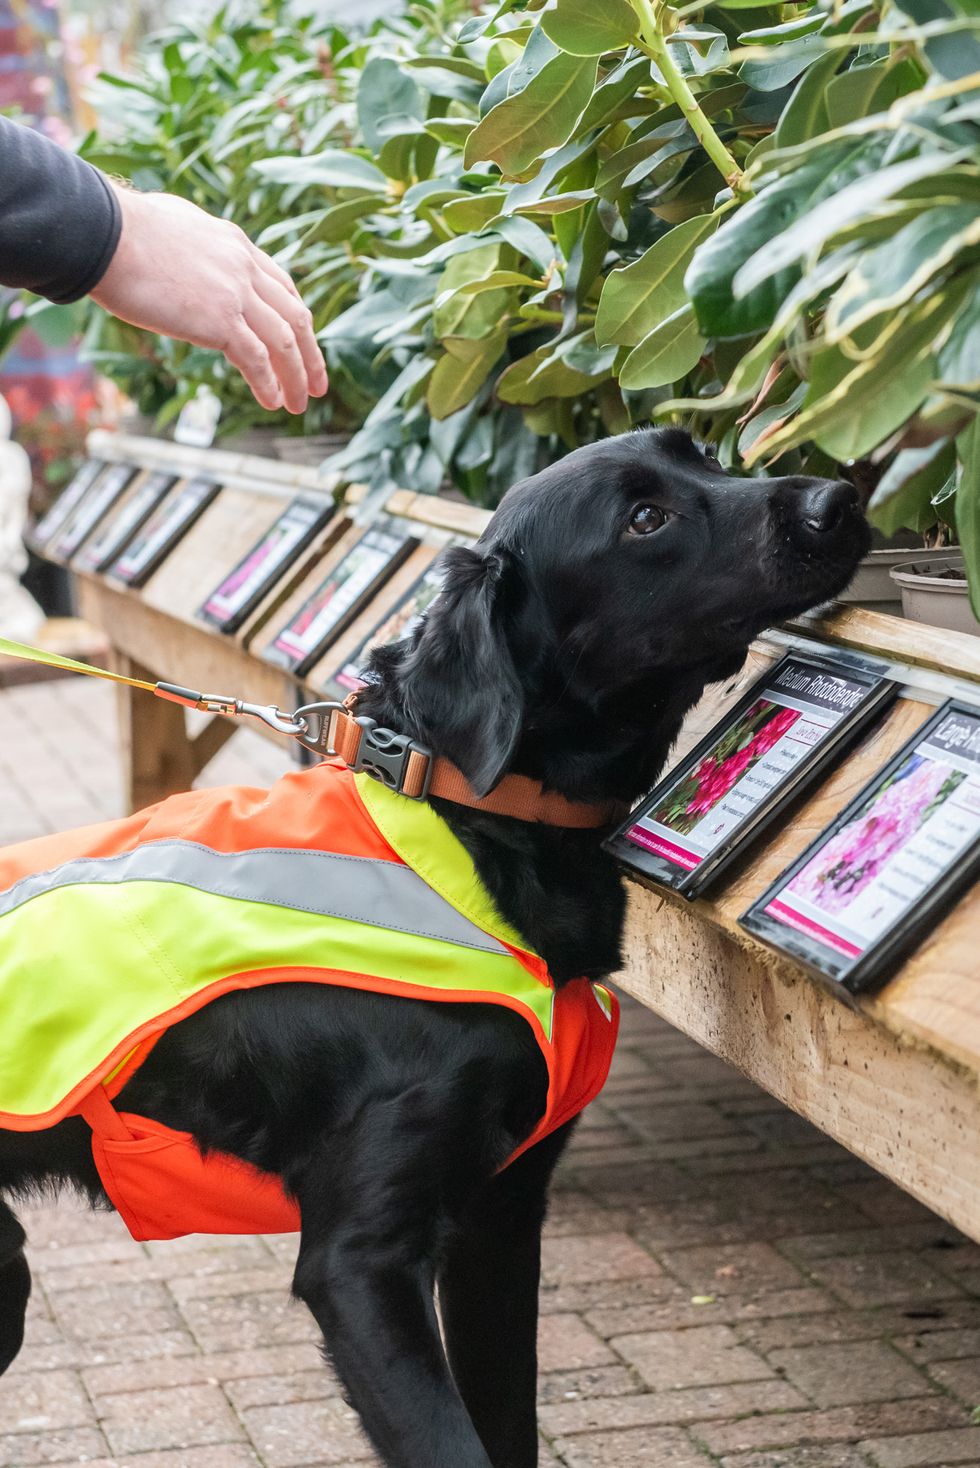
199, 494, 333, 634
74, 471, 178, 575
110, 476, 221, 588
741, 700, 980, 997
263, 519, 419, 677
605, 653, 898, 899
51, 463, 139, 561
29, 459, 106, 551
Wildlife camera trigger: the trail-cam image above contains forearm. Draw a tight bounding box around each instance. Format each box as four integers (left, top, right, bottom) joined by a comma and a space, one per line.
0, 116, 121, 303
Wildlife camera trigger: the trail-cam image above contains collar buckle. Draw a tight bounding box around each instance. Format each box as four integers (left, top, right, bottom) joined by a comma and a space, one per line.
349, 716, 433, 800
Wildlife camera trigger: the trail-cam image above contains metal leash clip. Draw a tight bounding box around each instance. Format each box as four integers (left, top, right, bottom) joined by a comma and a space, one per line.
155, 682, 325, 741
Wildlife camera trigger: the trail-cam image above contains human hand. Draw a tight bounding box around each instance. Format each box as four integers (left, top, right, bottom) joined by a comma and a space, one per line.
90, 186, 328, 414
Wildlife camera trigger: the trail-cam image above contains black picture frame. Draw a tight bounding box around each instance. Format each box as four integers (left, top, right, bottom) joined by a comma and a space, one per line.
741, 698, 980, 998
29, 459, 107, 551
109, 475, 221, 588
74, 471, 178, 575
51, 463, 139, 561
330, 549, 459, 695
604, 651, 899, 900
263, 519, 419, 677
199, 494, 334, 634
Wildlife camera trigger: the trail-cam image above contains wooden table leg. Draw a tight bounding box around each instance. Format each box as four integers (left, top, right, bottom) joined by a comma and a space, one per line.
113, 654, 197, 811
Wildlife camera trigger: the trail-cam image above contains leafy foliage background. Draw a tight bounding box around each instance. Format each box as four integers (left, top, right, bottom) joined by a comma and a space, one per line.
79, 0, 980, 607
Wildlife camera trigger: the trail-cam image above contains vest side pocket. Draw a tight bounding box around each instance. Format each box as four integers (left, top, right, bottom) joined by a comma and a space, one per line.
82, 1092, 301, 1242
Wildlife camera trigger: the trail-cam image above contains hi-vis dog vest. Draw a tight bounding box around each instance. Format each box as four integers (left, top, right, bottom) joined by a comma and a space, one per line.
0, 760, 618, 1241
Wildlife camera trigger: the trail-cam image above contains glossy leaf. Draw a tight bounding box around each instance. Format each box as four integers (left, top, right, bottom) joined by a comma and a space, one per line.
620, 305, 706, 389
357, 58, 423, 152
868, 441, 956, 538
596, 213, 719, 347
464, 49, 598, 175
734, 151, 955, 301
252, 150, 387, 191
497, 346, 610, 404
541, 0, 637, 58
826, 205, 980, 341
936, 287, 980, 389
956, 416, 980, 618
427, 330, 507, 419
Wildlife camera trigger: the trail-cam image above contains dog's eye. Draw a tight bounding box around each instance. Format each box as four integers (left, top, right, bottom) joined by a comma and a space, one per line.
628, 504, 667, 536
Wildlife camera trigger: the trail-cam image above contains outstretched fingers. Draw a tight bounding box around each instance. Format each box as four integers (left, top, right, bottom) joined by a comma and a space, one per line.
252, 249, 328, 405
223, 318, 284, 412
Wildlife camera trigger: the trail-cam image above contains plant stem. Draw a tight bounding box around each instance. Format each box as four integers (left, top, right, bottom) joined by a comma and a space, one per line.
632, 0, 747, 195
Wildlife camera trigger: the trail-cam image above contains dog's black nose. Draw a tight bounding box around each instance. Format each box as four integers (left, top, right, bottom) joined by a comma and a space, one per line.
774, 477, 859, 542
801, 481, 853, 535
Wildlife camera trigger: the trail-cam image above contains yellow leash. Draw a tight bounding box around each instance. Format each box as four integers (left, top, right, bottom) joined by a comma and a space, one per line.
0, 635, 331, 744
0, 635, 157, 692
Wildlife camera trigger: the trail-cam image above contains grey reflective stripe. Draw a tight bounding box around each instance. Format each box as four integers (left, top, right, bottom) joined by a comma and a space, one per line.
0, 840, 509, 957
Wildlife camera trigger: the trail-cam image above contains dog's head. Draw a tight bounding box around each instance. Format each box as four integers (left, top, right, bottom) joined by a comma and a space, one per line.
367, 428, 869, 799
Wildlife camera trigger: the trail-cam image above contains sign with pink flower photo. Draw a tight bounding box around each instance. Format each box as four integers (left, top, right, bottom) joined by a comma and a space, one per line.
743, 700, 980, 995
606, 653, 897, 899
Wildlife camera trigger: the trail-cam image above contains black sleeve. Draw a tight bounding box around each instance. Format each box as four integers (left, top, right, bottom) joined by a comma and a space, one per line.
0, 116, 122, 304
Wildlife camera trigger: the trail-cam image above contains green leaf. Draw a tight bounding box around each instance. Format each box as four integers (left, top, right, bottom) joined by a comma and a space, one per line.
937, 287, 980, 390
515, 190, 597, 215
750, 285, 971, 464
433, 244, 510, 340
315, 194, 388, 244
252, 150, 387, 191
596, 213, 719, 347
427, 331, 507, 418
868, 441, 955, 538
452, 270, 546, 294
497, 345, 609, 404
357, 57, 423, 152
443, 193, 508, 232
541, 0, 637, 58
824, 63, 889, 129
686, 160, 832, 336
424, 118, 475, 146
825, 206, 980, 342
739, 35, 826, 92
403, 55, 485, 82
620, 304, 706, 389
734, 151, 959, 301
956, 415, 980, 619
491, 215, 559, 274
595, 122, 694, 200
463, 49, 598, 175
579, 55, 653, 130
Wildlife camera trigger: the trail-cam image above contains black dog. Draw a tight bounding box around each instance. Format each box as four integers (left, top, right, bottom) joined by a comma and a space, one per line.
0, 428, 867, 1467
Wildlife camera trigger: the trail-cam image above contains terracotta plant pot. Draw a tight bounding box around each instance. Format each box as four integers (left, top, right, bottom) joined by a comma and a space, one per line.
890, 558, 980, 636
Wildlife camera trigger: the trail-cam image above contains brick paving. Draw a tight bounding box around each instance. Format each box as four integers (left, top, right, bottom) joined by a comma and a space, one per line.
1, 675, 979, 1467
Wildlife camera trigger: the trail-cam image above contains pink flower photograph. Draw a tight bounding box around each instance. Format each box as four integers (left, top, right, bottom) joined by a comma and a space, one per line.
650, 699, 799, 836
788, 753, 966, 916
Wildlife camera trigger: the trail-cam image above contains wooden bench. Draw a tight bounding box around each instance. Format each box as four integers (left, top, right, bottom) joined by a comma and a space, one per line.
57, 431, 980, 1242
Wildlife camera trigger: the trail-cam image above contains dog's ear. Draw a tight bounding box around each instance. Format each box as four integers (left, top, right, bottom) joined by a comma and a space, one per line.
399, 544, 523, 796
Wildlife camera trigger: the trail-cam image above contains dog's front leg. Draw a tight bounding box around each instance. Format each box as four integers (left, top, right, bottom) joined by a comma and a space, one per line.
292, 1089, 496, 1468
438, 1124, 574, 1468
